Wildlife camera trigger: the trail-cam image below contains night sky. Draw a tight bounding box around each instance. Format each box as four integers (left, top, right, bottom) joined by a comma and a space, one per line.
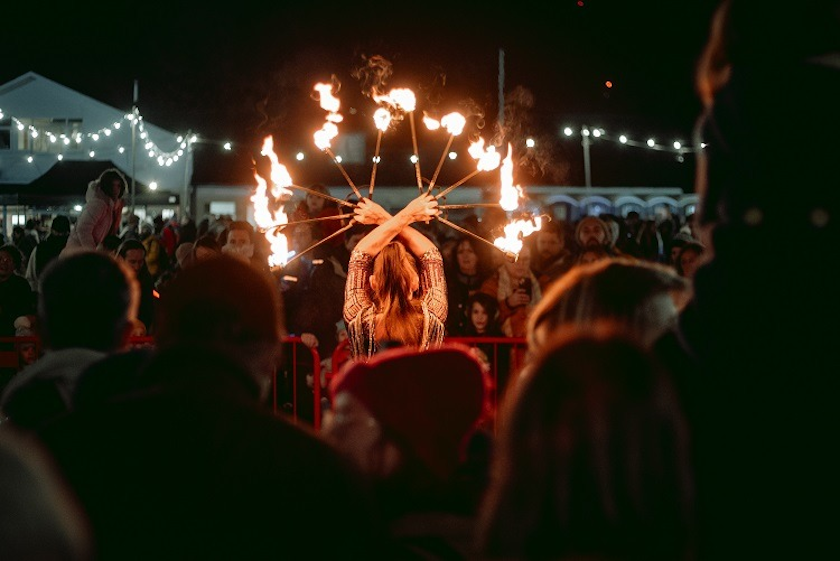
4, 0, 721, 189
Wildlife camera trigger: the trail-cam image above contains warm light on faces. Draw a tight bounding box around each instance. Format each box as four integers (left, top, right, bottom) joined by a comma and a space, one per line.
579, 223, 607, 247
456, 240, 478, 274
122, 248, 146, 273
506, 247, 531, 280
306, 192, 326, 215
470, 302, 489, 333
227, 229, 252, 248
537, 232, 562, 260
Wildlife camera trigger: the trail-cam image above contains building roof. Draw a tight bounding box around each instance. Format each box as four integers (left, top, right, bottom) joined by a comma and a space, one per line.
0, 159, 175, 206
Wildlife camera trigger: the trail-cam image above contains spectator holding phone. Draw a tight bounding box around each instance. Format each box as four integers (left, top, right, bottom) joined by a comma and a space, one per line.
479, 245, 541, 339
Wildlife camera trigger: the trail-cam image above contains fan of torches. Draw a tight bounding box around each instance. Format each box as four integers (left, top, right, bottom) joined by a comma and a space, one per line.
251, 81, 542, 269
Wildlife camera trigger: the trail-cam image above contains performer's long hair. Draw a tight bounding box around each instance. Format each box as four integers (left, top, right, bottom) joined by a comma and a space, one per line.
372, 242, 423, 348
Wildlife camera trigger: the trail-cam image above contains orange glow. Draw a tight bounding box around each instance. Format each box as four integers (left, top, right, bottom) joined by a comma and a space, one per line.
468, 137, 502, 171
493, 216, 543, 255
314, 122, 339, 151
373, 107, 392, 132
252, 135, 293, 267
605, 80, 613, 88
314, 83, 340, 113
374, 87, 417, 112
498, 144, 521, 211
423, 115, 441, 130
440, 112, 466, 136
492, 143, 542, 255
313, 83, 343, 150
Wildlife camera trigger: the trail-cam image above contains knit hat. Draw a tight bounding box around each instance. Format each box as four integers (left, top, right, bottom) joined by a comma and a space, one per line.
175, 242, 194, 268
575, 216, 609, 245
329, 344, 489, 480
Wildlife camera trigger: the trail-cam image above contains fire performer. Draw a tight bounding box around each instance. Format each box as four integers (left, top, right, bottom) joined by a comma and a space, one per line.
343, 193, 447, 360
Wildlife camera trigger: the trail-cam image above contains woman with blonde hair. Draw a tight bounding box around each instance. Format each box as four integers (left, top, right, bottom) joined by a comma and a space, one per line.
343, 194, 446, 360
527, 257, 689, 356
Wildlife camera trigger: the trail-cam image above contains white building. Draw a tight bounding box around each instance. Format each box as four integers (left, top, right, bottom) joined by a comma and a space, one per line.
0, 72, 189, 237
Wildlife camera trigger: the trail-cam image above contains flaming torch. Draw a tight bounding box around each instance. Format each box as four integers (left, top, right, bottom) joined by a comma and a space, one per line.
435, 137, 502, 200
492, 144, 542, 258
252, 136, 294, 269
313, 82, 363, 199
375, 88, 422, 191
426, 111, 466, 193
369, 107, 392, 198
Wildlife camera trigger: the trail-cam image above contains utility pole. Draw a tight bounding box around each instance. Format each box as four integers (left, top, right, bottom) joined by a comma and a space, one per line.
498, 48, 505, 128
182, 131, 192, 219
130, 79, 138, 215
581, 126, 592, 188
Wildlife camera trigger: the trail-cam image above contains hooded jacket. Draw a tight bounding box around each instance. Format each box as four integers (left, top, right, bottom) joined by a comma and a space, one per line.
62, 181, 124, 254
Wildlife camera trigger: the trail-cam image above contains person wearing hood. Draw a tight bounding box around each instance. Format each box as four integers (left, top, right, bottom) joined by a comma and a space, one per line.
61, 168, 126, 257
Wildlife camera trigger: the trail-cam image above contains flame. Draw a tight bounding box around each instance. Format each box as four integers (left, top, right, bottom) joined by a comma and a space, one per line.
374, 87, 416, 112
314, 83, 340, 113
492, 143, 541, 256
313, 83, 343, 150
252, 136, 294, 267
440, 112, 466, 136
499, 144, 522, 211
493, 216, 543, 255
373, 107, 392, 132
423, 114, 441, 130
314, 122, 339, 151
468, 137, 502, 171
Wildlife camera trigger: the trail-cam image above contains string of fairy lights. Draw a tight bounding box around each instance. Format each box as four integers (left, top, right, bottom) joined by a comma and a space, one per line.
562, 125, 705, 162
1, 105, 703, 168
0, 106, 226, 166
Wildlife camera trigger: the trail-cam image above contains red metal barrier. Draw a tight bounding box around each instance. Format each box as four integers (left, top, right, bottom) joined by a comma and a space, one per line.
316, 337, 527, 432
4, 335, 524, 431
278, 336, 322, 428
0, 335, 321, 427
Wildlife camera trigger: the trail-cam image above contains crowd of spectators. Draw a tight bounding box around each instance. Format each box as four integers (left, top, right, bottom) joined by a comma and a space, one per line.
0, 0, 837, 557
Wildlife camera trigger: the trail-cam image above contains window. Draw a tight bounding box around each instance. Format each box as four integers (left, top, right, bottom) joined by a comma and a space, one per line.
0, 116, 10, 150
334, 133, 366, 164
209, 201, 236, 216
15, 118, 83, 153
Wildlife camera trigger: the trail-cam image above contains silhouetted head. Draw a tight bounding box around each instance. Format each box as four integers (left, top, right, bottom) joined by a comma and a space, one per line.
39, 250, 138, 352
155, 255, 284, 397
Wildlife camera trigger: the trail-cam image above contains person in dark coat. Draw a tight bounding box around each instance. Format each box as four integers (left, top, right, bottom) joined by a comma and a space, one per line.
38, 255, 392, 559
24, 215, 70, 293
0, 245, 35, 338
653, 1, 840, 558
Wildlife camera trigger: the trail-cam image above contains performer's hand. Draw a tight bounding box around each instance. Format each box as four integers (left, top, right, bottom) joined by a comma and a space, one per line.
354, 198, 390, 225
401, 193, 440, 224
